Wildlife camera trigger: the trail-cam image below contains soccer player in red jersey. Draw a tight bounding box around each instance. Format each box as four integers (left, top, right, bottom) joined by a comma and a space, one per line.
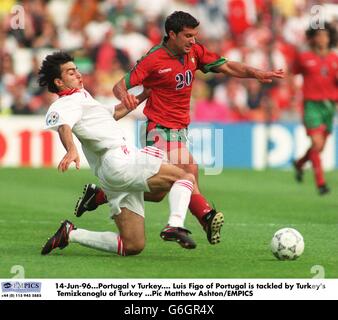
293, 22, 337, 195
76, 11, 284, 245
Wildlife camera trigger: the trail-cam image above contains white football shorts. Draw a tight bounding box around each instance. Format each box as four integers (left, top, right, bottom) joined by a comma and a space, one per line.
97, 145, 165, 217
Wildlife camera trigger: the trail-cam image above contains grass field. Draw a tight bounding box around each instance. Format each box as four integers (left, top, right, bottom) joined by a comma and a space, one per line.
0, 167, 337, 279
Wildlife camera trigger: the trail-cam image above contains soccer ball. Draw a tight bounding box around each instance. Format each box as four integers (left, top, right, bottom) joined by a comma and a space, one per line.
271, 228, 304, 260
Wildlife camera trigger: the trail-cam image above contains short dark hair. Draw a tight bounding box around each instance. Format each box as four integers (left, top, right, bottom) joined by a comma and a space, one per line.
38, 51, 74, 93
306, 22, 337, 48
165, 11, 199, 36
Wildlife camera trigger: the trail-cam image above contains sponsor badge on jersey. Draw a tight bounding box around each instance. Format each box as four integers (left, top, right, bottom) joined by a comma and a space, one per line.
46, 111, 60, 126
320, 66, 328, 76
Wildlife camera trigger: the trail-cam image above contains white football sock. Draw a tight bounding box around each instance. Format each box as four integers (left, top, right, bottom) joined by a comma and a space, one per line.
69, 229, 124, 255
168, 179, 193, 228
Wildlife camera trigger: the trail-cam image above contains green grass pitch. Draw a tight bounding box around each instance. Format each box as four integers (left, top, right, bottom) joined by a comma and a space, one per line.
0, 167, 337, 278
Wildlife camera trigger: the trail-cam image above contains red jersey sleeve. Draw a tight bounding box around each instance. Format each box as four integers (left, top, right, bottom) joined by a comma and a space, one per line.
125, 55, 152, 89
292, 51, 303, 75
194, 43, 228, 73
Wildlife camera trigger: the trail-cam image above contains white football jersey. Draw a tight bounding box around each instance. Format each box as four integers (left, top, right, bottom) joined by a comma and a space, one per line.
45, 89, 130, 172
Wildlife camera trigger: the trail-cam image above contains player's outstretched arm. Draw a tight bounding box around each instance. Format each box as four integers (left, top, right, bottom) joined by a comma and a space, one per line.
215, 61, 284, 83
57, 124, 80, 172
113, 77, 139, 110
113, 88, 151, 121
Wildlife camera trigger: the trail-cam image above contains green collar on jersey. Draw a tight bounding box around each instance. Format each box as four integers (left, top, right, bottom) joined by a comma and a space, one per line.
162, 37, 188, 59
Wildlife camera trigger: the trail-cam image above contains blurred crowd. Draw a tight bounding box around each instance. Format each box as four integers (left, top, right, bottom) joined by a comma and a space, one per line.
0, 0, 337, 123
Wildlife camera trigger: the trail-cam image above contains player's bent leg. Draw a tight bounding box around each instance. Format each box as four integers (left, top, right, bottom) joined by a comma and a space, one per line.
171, 148, 225, 245
293, 159, 305, 183
144, 191, 167, 202
146, 163, 195, 193
309, 132, 330, 195
146, 163, 196, 249
41, 209, 144, 256
114, 207, 145, 256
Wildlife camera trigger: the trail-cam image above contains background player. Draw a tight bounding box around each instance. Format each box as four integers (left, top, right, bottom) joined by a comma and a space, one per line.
293, 22, 337, 195
39, 51, 199, 256
77, 11, 284, 245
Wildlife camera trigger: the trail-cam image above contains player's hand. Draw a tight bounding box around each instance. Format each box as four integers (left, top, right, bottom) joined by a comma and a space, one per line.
58, 149, 80, 172
254, 69, 284, 83
121, 94, 139, 110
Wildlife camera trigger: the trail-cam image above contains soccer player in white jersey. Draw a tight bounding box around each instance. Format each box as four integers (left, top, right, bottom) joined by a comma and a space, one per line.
39, 51, 197, 256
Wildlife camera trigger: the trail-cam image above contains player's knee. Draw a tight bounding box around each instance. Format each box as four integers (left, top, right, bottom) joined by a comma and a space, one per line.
312, 143, 324, 153
123, 240, 145, 256
145, 192, 166, 202
181, 172, 195, 185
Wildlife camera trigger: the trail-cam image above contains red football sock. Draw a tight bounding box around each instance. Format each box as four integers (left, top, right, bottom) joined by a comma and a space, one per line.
296, 148, 311, 169
309, 149, 325, 187
189, 194, 212, 227
95, 188, 108, 205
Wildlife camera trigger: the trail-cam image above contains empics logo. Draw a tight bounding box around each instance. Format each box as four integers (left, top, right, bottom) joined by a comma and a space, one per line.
1, 282, 42, 293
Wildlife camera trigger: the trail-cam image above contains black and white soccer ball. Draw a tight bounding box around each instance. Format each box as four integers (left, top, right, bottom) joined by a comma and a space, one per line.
271, 228, 304, 260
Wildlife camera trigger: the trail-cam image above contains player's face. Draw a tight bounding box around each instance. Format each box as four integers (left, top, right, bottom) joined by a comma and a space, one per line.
171, 27, 198, 54
58, 62, 83, 90
313, 30, 330, 49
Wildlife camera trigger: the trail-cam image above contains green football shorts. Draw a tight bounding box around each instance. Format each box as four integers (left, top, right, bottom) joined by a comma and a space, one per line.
303, 100, 335, 134
145, 121, 188, 147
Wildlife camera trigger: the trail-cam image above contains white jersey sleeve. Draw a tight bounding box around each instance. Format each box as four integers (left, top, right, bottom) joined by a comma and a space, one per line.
103, 104, 116, 116
45, 101, 83, 131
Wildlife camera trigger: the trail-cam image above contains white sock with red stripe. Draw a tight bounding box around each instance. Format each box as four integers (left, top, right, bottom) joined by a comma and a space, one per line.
69, 229, 125, 256
168, 179, 193, 228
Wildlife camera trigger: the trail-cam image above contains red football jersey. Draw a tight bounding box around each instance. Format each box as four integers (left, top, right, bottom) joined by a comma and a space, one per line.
125, 41, 227, 129
293, 51, 338, 101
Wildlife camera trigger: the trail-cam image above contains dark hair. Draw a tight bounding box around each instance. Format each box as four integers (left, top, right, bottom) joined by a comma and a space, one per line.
306, 22, 337, 48
165, 11, 199, 36
38, 51, 74, 93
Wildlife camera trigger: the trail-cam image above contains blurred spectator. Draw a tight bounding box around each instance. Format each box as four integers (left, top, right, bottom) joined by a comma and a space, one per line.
28, 90, 57, 115
193, 86, 230, 123
143, 18, 162, 46
269, 78, 301, 122
196, 0, 227, 39
246, 80, 265, 110
113, 20, 152, 64
164, 0, 198, 18
47, 0, 73, 29
245, 80, 275, 122
95, 28, 130, 72
32, 18, 59, 48
134, 0, 168, 21
0, 0, 337, 120
85, 11, 112, 49
58, 16, 84, 51
26, 55, 44, 97
214, 78, 249, 122
9, 79, 32, 115
282, 4, 309, 47
105, 0, 137, 33
226, 0, 258, 37
69, 0, 99, 29
1, 52, 17, 114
